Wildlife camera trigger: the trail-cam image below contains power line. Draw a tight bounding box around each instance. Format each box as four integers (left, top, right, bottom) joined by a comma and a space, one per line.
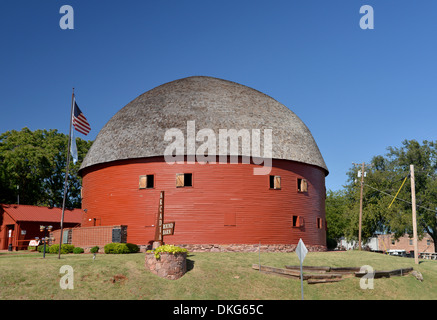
363, 183, 437, 213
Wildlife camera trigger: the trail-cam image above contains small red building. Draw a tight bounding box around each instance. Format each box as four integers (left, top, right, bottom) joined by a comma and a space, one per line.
79, 76, 329, 251
0, 204, 82, 250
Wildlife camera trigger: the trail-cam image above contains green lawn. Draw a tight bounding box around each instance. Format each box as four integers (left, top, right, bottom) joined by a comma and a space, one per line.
0, 250, 436, 300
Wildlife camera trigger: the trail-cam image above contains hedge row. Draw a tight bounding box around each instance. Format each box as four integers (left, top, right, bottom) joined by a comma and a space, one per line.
104, 243, 139, 254
36, 244, 79, 254
33, 243, 139, 254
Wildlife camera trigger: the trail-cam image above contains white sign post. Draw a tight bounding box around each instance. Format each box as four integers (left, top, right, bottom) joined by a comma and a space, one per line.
296, 238, 308, 300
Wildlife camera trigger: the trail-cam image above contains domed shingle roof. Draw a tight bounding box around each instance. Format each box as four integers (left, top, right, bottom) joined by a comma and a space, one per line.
80, 76, 328, 174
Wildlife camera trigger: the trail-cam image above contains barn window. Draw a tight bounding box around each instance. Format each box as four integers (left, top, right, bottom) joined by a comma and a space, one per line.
139, 175, 154, 189
297, 178, 308, 193
317, 217, 323, 229
269, 175, 281, 189
176, 173, 192, 187
292, 215, 304, 227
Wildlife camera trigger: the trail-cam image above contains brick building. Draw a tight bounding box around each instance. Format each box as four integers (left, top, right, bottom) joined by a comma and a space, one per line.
378, 234, 435, 253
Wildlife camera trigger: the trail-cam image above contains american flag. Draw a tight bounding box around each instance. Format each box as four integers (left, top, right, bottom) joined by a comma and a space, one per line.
72, 98, 91, 135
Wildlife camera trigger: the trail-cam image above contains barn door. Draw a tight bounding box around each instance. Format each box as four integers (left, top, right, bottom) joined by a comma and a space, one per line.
6, 225, 14, 250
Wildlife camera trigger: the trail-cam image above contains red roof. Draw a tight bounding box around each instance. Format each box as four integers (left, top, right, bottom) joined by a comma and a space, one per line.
1, 204, 82, 224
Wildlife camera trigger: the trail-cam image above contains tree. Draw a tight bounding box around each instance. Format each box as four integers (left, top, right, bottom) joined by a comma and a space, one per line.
325, 189, 348, 242
0, 128, 92, 208
340, 140, 437, 251
384, 140, 437, 250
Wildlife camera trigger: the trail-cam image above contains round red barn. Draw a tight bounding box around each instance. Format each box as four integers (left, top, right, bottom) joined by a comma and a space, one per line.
79, 76, 329, 251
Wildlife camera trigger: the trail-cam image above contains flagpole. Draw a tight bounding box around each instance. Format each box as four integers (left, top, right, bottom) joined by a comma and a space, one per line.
58, 88, 75, 259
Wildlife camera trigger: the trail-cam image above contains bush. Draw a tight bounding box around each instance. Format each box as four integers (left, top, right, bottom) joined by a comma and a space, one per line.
48, 244, 75, 254
147, 244, 188, 259
104, 243, 139, 254
104, 243, 129, 254
48, 245, 58, 254
90, 246, 99, 254
37, 244, 49, 253
126, 243, 139, 253
104, 243, 116, 254
73, 247, 84, 254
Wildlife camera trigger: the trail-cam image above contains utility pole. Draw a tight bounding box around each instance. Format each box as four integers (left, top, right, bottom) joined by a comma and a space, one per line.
353, 162, 371, 250
358, 162, 364, 251
410, 165, 419, 265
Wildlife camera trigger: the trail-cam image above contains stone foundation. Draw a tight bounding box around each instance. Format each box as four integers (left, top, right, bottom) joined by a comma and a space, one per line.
82, 243, 326, 253
145, 252, 187, 280
174, 243, 327, 253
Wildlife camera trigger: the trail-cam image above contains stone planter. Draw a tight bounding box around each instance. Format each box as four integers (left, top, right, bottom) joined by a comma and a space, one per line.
145, 252, 187, 280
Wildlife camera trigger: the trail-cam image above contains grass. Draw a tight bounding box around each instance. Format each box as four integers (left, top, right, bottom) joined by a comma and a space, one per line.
0, 250, 436, 300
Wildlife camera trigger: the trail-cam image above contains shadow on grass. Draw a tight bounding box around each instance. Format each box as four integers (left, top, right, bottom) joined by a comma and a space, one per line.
186, 254, 195, 272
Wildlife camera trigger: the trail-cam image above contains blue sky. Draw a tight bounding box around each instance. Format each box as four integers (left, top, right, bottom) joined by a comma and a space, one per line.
1, 1, 436, 191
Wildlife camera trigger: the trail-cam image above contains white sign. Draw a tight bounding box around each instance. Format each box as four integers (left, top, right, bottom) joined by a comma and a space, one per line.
296, 238, 308, 300
162, 229, 173, 236
296, 238, 308, 264
163, 222, 175, 230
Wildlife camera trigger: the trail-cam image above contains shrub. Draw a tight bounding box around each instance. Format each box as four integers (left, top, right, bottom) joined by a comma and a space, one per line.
104, 243, 129, 254
104, 243, 113, 254
90, 246, 99, 254
48, 244, 75, 254
104, 243, 116, 254
48, 244, 58, 254
37, 245, 48, 253
73, 247, 84, 254
147, 244, 188, 259
126, 243, 139, 253
64, 244, 75, 253
104, 243, 140, 254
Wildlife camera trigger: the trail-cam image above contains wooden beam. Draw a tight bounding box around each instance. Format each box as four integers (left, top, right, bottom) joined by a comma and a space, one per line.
330, 267, 361, 273
354, 268, 413, 278
307, 278, 343, 284
252, 264, 306, 279
285, 265, 331, 273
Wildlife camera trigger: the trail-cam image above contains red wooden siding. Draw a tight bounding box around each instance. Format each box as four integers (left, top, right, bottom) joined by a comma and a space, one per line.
81, 156, 327, 247
1, 205, 82, 250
